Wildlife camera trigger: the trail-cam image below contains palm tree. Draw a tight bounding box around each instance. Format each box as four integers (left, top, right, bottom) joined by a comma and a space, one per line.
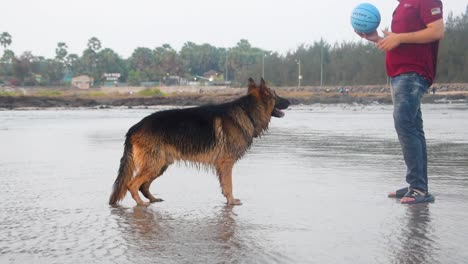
87, 37, 101, 53
0, 32, 12, 55
55, 42, 68, 62
85, 37, 102, 84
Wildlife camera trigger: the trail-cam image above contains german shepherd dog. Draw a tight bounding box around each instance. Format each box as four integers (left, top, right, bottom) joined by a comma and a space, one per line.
109, 78, 290, 206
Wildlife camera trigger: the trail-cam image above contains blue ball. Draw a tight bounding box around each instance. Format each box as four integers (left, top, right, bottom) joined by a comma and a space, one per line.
351, 3, 381, 33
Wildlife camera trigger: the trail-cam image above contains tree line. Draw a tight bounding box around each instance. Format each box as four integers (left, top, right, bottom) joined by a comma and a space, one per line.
1, 6, 466, 87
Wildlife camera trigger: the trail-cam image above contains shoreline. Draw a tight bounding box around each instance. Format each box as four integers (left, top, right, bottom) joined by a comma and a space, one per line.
1, 84, 467, 110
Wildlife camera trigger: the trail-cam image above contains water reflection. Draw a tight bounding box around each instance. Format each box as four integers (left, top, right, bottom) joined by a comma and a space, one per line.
110, 206, 245, 263
393, 204, 437, 264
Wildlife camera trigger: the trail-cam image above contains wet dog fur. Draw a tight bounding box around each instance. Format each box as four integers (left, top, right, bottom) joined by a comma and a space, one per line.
109, 78, 290, 206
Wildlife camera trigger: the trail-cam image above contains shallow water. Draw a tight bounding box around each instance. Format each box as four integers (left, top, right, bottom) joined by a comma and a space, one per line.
1, 104, 467, 264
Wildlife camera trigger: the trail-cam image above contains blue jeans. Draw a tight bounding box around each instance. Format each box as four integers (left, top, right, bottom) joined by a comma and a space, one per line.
390, 73, 429, 193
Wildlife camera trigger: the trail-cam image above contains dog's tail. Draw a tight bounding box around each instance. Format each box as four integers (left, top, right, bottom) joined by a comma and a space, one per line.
109, 136, 135, 205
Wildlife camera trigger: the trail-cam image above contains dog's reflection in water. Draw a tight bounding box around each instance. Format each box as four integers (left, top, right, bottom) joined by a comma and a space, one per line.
110, 205, 245, 262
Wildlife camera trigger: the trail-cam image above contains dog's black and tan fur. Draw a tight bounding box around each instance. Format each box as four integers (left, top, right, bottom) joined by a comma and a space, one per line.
109, 78, 290, 206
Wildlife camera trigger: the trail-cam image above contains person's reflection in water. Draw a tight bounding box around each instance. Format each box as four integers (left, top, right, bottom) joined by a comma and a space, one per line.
394, 204, 437, 264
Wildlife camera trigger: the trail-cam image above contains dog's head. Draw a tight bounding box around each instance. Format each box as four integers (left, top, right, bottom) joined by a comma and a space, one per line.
248, 78, 290, 118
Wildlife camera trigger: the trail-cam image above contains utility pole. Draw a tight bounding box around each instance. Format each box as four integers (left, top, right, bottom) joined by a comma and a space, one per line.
262, 52, 271, 79
320, 44, 323, 88
296, 59, 302, 88
225, 53, 228, 82
262, 54, 265, 78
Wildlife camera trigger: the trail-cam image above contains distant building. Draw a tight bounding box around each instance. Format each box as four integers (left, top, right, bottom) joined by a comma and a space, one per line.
203, 70, 219, 81
71, 75, 94, 89
201, 70, 229, 85
164, 76, 187, 86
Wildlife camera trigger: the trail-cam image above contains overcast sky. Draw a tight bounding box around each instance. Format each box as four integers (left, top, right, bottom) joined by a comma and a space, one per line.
1, 0, 466, 58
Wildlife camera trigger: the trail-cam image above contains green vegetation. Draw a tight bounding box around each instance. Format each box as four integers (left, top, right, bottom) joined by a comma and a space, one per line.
137, 88, 165, 97
36, 89, 63, 97
87, 91, 107, 97
0, 6, 467, 88
0, 91, 20, 96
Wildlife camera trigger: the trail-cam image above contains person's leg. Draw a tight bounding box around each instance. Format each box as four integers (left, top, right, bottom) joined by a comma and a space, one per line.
415, 106, 428, 192
390, 73, 429, 196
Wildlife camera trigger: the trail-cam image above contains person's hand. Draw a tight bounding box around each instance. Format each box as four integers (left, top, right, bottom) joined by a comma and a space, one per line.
354, 30, 380, 43
376, 30, 401, 51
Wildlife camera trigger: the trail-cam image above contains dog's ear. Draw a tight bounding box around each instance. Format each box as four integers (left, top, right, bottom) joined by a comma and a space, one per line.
259, 78, 267, 90
259, 78, 271, 96
248, 78, 257, 92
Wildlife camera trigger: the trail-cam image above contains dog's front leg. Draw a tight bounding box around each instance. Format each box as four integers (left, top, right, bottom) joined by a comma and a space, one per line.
216, 160, 242, 206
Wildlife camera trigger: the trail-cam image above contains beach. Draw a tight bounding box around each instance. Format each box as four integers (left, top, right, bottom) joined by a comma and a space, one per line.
1, 83, 468, 110
1, 105, 467, 263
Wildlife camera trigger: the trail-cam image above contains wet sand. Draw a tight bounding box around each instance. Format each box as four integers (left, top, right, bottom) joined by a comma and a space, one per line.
0, 104, 467, 263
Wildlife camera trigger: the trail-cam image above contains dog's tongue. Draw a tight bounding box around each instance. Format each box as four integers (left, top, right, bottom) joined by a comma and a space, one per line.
274, 108, 285, 117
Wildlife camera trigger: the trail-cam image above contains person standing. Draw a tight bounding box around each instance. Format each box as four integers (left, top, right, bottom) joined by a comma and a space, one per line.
357, 0, 444, 204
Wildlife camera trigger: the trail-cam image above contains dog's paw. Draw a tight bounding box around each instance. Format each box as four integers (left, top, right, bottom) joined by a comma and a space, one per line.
149, 198, 164, 203
227, 198, 242, 206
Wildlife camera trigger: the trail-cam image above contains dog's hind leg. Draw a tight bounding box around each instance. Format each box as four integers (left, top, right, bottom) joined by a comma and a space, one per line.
128, 164, 163, 205
127, 169, 151, 205
216, 160, 242, 206
139, 165, 169, 203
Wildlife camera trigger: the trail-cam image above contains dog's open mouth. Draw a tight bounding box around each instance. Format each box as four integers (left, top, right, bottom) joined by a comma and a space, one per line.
272, 108, 285, 118
271, 91, 290, 118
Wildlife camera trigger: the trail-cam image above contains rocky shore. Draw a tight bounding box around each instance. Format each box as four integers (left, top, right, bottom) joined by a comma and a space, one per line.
1, 83, 467, 110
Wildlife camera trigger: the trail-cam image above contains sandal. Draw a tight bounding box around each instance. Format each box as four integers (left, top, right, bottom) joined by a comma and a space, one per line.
388, 187, 409, 198
400, 189, 435, 204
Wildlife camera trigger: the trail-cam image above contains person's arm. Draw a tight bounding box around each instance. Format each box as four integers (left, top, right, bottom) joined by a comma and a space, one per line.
377, 18, 444, 51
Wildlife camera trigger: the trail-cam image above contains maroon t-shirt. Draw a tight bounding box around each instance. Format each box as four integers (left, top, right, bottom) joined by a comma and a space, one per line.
386, 0, 443, 84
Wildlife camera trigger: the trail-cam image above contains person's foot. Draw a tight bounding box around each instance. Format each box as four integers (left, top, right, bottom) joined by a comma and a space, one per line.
400, 188, 434, 204
388, 187, 409, 198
